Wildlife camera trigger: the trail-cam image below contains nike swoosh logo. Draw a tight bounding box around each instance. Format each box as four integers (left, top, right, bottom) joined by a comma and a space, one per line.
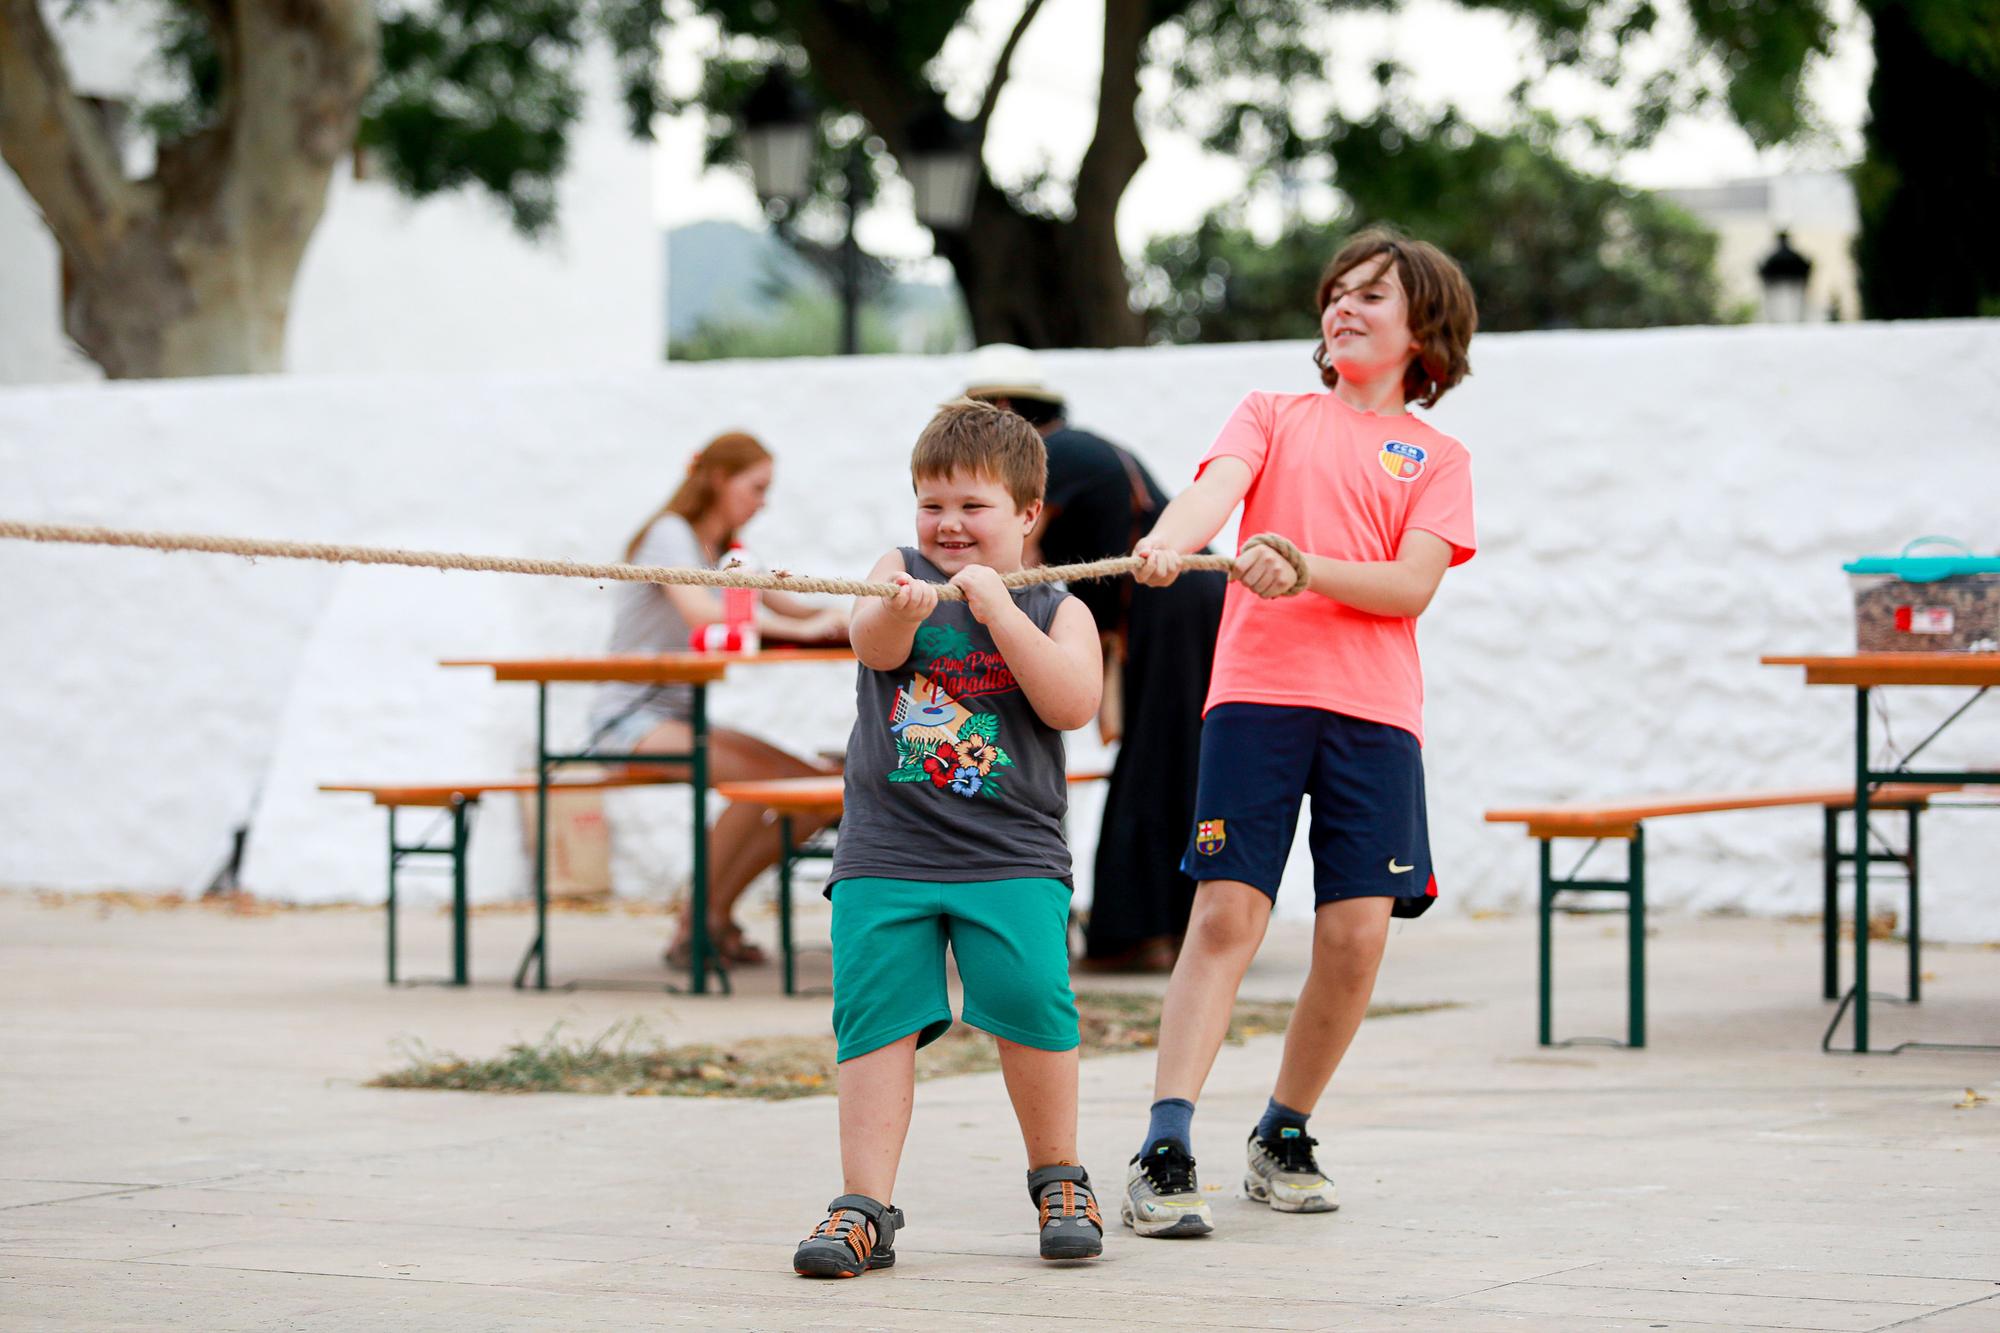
1388, 860, 1414, 874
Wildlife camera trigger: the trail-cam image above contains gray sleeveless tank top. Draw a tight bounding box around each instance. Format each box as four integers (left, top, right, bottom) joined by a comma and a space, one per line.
829, 547, 1073, 888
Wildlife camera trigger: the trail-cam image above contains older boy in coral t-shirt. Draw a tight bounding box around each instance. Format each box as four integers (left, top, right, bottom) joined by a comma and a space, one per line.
1119, 228, 1478, 1237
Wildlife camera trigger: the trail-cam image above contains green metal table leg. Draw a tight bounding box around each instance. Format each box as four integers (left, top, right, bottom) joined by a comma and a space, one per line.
1821, 805, 1839, 1000
450, 796, 471, 986
1853, 687, 1871, 1052
1537, 838, 1553, 1047
1906, 804, 1920, 1003
689, 683, 711, 995
534, 682, 550, 989
386, 806, 400, 986
779, 813, 795, 997
1627, 826, 1646, 1049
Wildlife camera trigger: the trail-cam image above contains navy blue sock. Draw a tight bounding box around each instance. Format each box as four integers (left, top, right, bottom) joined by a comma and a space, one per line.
1143, 1097, 1195, 1156
1255, 1097, 1309, 1143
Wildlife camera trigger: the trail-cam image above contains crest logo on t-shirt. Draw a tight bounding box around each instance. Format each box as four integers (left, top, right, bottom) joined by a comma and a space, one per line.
1195, 819, 1227, 855
1378, 440, 1425, 481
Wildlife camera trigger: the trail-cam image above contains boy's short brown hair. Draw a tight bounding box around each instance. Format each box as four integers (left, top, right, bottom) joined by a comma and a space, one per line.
911, 396, 1047, 509
1312, 227, 1477, 409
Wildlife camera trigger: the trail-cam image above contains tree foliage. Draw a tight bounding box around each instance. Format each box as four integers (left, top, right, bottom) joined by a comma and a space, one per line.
1140, 98, 1724, 342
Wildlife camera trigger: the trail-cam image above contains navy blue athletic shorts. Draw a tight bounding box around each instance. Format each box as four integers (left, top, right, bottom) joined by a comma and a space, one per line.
1180, 702, 1437, 918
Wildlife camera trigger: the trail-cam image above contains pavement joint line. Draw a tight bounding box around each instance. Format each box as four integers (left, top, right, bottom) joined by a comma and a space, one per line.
1424, 1256, 1610, 1304
1868, 1292, 2000, 1330
1437, 1295, 1859, 1331
1528, 1275, 1962, 1308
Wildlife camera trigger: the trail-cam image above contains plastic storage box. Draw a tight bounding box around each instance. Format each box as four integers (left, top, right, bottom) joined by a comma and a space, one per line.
1844, 538, 2000, 652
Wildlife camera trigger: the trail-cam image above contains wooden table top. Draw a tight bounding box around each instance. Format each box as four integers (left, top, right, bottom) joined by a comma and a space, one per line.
1761, 652, 2000, 688
441, 647, 853, 684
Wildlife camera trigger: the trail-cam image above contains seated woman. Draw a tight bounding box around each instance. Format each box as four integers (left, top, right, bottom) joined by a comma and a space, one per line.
588, 431, 845, 966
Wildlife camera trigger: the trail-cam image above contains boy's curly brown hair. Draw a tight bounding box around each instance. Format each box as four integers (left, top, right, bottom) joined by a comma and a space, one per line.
1312, 227, 1477, 409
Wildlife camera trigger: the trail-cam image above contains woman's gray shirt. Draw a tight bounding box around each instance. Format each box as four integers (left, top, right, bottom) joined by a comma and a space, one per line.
589, 514, 709, 733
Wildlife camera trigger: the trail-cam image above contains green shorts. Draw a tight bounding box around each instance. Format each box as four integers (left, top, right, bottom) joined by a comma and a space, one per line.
828, 876, 1078, 1063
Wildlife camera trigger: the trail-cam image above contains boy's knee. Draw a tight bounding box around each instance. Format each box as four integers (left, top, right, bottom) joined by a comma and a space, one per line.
1186, 883, 1268, 954
1312, 900, 1392, 955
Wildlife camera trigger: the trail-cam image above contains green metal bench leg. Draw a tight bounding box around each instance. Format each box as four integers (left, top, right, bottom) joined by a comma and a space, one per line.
1822, 806, 1839, 1000
450, 796, 472, 986
386, 807, 400, 986
1627, 826, 1646, 1049
779, 814, 796, 997
1537, 839, 1554, 1046
1536, 829, 1643, 1047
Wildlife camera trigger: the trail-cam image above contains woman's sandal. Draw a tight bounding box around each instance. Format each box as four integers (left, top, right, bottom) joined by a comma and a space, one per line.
794, 1194, 905, 1278
661, 922, 766, 968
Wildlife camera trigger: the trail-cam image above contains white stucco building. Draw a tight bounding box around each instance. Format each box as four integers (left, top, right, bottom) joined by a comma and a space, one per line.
1667, 171, 1862, 323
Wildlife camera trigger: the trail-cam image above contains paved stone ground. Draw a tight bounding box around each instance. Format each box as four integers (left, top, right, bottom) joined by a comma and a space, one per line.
2, 890, 1997, 1331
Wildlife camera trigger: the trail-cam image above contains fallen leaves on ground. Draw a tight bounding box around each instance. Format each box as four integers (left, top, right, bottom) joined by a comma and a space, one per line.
371, 994, 1457, 1101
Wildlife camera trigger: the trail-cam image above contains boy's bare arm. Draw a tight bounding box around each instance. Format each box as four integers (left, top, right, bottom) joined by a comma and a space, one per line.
1130, 457, 1253, 585
1235, 528, 1454, 617
850, 550, 940, 670
949, 567, 1103, 731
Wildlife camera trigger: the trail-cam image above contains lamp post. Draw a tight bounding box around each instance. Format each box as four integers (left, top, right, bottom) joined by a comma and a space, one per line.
740, 70, 869, 354
1758, 230, 1813, 324
738, 72, 982, 354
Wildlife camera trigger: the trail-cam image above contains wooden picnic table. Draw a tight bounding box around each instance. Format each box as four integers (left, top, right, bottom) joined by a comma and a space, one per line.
442, 648, 854, 993
1761, 652, 2000, 1053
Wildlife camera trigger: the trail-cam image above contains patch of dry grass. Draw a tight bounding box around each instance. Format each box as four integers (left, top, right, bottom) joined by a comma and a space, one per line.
371, 992, 1455, 1100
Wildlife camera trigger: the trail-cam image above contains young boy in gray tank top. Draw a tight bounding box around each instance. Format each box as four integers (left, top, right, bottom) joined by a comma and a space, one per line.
792, 399, 1109, 1277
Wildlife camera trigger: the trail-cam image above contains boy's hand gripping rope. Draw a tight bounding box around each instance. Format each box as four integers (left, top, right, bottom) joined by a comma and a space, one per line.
0, 520, 1312, 601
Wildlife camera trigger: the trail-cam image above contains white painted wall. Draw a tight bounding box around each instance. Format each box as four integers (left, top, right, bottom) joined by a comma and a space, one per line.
0, 11, 657, 383
3, 325, 1998, 941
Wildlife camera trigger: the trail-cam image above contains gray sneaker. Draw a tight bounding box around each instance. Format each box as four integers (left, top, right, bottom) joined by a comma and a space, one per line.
1121, 1141, 1214, 1238
1244, 1128, 1339, 1213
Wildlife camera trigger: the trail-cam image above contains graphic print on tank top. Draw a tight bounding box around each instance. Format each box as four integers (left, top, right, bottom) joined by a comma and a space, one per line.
884, 623, 1021, 802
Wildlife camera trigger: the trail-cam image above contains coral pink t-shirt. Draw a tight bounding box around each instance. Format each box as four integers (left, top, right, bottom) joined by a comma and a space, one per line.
1198, 390, 1476, 743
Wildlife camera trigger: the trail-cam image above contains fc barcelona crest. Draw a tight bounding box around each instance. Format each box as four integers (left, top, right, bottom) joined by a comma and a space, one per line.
1195, 818, 1227, 855
1378, 440, 1425, 481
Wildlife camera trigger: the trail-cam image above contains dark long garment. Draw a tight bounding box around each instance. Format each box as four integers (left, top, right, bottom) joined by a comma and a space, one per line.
1038, 426, 1225, 958
1087, 569, 1225, 956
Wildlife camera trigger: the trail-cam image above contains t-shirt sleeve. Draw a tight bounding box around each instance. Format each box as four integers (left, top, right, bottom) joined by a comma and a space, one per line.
1196, 392, 1273, 481
1405, 442, 1476, 566
633, 514, 705, 570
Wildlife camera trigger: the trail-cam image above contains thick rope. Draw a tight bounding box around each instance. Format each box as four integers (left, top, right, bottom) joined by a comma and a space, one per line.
0, 519, 1310, 602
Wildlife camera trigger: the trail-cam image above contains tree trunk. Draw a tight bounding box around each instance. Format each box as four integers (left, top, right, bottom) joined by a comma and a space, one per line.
0, 0, 377, 379
1854, 0, 2000, 319
938, 186, 1147, 349
64, 212, 295, 378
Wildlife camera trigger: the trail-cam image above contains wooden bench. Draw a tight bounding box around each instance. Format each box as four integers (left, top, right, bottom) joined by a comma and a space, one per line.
320, 769, 676, 985
714, 769, 1112, 996
1484, 785, 1957, 1048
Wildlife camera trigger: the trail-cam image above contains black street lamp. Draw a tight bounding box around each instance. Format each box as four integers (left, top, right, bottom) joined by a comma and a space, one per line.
738, 69, 814, 209
737, 72, 983, 355
904, 104, 981, 233
1758, 230, 1813, 324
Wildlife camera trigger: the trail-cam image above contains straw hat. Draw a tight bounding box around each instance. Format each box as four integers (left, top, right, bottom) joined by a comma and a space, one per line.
963, 343, 1061, 404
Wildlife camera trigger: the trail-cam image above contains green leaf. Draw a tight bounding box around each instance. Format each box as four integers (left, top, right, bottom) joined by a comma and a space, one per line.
991, 746, 1014, 769
915, 625, 975, 662
886, 768, 930, 783
977, 776, 1004, 801
960, 713, 999, 742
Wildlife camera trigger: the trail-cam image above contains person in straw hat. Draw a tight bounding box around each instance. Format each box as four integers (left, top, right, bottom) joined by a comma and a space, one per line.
964, 344, 1225, 973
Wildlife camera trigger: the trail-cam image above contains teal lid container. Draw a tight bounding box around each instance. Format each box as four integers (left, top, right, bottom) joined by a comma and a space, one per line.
1844, 537, 2000, 584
